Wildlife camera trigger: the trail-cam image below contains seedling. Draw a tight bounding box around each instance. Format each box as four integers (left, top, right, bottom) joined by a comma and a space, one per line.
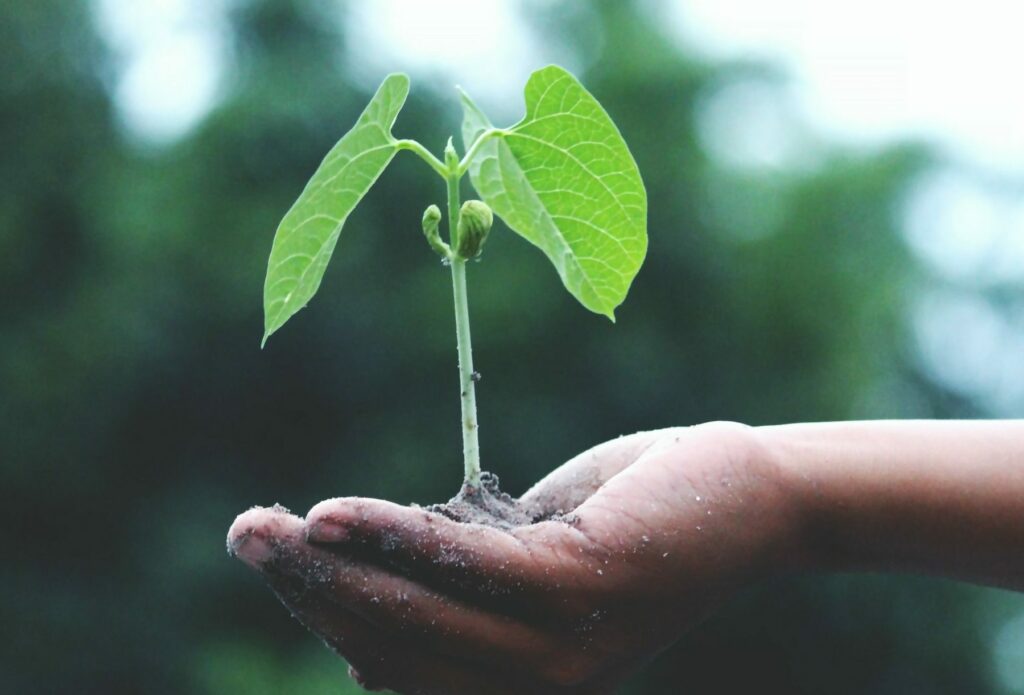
262, 65, 647, 506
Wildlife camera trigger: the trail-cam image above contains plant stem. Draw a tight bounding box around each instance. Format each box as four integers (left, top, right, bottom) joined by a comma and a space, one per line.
446, 172, 482, 488
456, 128, 504, 176
396, 139, 449, 178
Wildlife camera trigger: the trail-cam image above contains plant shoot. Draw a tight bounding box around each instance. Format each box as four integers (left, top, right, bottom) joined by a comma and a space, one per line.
262, 66, 647, 490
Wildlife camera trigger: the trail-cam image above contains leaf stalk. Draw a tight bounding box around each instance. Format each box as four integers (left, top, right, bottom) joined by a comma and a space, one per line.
396, 139, 449, 178
456, 128, 504, 176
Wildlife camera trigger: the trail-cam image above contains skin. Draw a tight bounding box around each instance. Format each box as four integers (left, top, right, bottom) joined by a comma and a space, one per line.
227, 420, 1024, 694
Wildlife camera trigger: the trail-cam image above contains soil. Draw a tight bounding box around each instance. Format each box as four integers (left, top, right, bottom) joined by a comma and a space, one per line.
424, 471, 573, 530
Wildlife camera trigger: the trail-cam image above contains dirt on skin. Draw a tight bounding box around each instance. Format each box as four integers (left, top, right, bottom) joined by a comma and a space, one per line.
425, 471, 575, 530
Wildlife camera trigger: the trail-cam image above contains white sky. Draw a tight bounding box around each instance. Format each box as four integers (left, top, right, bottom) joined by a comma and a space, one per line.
667, 0, 1024, 175
97, 0, 1024, 176
97, 0, 223, 142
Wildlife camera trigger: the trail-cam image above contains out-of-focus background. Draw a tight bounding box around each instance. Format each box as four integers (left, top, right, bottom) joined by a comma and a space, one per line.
3, 0, 1024, 692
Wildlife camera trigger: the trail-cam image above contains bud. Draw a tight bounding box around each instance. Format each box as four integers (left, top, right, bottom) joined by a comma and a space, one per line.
422, 204, 441, 236
444, 136, 459, 171
421, 204, 450, 258
455, 200, 492, 259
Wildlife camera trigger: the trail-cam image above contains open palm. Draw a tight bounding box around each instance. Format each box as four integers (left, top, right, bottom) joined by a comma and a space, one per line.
228, 422, 793, 694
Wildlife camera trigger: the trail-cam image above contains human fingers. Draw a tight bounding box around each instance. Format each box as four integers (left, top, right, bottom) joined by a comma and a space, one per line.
305, 498, 567, 600
228, 506, 571, 675
259, 563, 570, 695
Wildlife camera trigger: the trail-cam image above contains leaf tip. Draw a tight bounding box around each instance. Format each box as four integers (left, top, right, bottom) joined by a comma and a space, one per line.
261, 316, 281, 349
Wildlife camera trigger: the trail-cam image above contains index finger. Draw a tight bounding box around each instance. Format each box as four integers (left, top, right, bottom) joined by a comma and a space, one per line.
305, 498, 579, 605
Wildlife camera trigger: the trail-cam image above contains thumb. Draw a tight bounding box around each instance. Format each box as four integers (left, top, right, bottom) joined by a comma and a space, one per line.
519, 429, 676, 516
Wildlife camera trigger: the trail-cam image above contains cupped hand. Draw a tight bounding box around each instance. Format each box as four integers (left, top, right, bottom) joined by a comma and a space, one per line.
227, 422, 800, 694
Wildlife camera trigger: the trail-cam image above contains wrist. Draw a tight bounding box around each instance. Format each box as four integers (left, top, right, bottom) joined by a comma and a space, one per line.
754, 426, 823, 573
756, 423, 875, 576
738, 425, 816, 577
668, 422, 810, 580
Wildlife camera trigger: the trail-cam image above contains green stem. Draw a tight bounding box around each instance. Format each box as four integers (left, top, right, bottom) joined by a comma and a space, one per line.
456, 128, 504, 176
446, 172, 482, 488
396, 139, 449, 179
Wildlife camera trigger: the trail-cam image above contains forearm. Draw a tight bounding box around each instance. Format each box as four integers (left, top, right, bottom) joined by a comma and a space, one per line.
760, 420, 1024, 591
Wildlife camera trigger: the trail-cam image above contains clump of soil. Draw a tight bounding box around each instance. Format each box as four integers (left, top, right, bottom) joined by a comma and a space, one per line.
425, 471, 569, 530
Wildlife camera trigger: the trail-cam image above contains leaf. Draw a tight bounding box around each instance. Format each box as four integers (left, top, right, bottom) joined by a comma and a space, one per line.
262, 73, 409, 345
461, 65, 647, 320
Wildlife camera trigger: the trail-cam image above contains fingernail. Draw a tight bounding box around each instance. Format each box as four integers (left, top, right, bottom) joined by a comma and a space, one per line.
307, 519, 349, 543
231, 532, 274, 568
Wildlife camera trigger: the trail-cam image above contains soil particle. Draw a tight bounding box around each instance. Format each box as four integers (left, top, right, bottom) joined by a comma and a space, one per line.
426, 471, 565, 530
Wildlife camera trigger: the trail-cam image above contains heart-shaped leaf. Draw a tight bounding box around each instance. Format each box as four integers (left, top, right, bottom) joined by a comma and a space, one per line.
461, 65, 647, 320
262, 73, 409, 345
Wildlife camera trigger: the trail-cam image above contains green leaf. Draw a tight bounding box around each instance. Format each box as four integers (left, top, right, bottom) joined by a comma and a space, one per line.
262, 73, 409, 345
460, 65, 647, 320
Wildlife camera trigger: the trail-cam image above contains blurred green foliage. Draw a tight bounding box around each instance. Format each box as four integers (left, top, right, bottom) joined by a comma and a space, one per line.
2, 0, 1021, 693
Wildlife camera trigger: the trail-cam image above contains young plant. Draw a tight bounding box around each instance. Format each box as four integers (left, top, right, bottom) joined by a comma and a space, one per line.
262, 65, 647, 495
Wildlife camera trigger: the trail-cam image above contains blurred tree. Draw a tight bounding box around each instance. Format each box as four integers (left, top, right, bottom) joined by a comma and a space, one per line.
1, 0, 1018, 693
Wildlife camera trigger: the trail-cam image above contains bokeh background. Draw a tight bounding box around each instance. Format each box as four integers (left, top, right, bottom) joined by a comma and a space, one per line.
4, 0, 1024, 692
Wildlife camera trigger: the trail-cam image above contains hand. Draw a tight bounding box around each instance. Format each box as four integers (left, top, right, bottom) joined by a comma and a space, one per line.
227, 422, 800, 694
